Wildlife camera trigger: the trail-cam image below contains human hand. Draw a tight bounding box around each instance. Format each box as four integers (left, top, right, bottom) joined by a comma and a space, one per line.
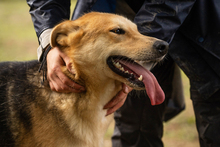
104, 84, 133, 116
46, 47, 85, 93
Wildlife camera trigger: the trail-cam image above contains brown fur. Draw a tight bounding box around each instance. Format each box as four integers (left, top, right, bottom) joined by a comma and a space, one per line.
0, 12, 168, 147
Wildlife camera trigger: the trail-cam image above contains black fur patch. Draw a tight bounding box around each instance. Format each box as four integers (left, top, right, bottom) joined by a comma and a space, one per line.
0, 60, 41, 146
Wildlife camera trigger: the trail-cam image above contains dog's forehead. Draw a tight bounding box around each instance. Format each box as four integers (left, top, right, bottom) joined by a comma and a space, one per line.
82, 12, 137, 29
110, 16, 136, 27
103, 16, 138, 33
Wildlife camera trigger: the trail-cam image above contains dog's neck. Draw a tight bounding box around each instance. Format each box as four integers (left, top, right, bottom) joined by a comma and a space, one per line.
62, 66, 123, 107
43, 71, 120, 146
87, 78, 122, 106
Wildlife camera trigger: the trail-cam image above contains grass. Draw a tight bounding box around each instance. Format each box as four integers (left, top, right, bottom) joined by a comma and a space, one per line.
0, 1, 38, 61
0, 1, 199, 147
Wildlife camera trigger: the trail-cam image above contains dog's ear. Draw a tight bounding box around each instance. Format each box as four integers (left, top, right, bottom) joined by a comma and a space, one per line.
50, 20, 82, 48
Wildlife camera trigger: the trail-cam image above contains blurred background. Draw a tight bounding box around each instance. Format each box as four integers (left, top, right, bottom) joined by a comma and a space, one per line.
0, 0, 199, 146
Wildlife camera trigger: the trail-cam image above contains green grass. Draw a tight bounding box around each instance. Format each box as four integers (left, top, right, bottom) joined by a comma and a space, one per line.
0, 0, 77, 61
0, 1, 199, 147
0, 1, 38, 61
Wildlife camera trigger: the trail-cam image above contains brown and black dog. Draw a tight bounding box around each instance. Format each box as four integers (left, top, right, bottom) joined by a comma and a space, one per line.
0, 12, 168, 147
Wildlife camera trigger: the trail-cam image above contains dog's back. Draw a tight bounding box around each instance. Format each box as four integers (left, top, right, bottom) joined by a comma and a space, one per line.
0, 61, 40, 146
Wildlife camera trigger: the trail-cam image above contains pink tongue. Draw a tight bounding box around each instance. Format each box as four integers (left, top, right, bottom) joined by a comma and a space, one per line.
120, 61, 165, 105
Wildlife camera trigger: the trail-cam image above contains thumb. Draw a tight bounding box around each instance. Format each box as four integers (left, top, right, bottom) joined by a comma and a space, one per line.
59, 51, 75, 74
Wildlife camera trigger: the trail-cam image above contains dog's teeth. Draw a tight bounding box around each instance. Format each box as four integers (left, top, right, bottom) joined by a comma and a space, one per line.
138, 75, 143, 81
125, 70, 129, 74
115, 62, 121, 68
120, 67, 125, 71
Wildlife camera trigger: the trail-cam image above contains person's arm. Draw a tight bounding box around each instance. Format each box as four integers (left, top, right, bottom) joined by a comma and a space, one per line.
27, 0, 84, 92
27, 0, 71, 61
27, 0, 70, 39
134, 0, 196, 42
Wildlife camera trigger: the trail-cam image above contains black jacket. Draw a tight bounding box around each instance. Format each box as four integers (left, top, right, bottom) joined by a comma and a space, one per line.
27, 0, 195, 42
27, 0, 220, 99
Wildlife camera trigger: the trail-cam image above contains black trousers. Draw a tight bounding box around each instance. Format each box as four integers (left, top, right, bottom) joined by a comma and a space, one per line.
191, 89, 220, 147
169, 30, 220, 147
112, 56, 175, 147
112, 89, 220, 147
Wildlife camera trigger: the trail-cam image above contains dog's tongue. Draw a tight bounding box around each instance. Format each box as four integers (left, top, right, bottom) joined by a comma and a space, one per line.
141, 68, 165, 105
122, 61, 165, 105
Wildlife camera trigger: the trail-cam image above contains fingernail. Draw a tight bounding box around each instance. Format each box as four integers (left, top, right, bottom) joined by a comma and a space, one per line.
124, 86, 129, 94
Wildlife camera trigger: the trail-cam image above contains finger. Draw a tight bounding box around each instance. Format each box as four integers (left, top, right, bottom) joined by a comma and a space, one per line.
122, 83, 133, 94
103, 85, 132, 109
103, 94, 123, 109
59, 50, 75, 74
47, 67, 83, 93
48, 74, 75, 93
56, 70, 85, 92
49, 80, 83, 93
48, 80, 56, 91
105, 97, 126, 116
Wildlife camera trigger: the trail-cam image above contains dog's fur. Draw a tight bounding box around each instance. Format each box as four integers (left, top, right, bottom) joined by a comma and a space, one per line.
0, 12, 168, 147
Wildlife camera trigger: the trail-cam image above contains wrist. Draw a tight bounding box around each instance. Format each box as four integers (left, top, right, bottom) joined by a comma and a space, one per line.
37, 29, 53, 62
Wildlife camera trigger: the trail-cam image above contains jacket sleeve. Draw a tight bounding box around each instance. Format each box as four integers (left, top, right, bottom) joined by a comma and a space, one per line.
27, 0, 71, 38
134, 0, 196, 42
26, 0, 71, 61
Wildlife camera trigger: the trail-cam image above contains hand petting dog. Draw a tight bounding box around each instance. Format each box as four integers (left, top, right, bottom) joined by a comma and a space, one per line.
47, 46, 133, 116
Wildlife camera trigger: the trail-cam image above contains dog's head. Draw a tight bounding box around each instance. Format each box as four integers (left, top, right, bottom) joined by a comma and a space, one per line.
50, 12, 168, 105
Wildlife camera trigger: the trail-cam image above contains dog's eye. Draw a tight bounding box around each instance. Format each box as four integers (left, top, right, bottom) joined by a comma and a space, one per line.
110, 28, 125, 35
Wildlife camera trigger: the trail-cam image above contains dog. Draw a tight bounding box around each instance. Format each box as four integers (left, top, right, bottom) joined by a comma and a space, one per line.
0, 12, 168, 147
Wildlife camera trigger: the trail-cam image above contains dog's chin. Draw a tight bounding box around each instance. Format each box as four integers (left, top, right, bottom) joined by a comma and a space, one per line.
107, 55, 156, 88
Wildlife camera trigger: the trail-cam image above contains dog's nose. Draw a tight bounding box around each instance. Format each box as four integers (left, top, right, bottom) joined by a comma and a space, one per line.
153, 41, 169, 55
